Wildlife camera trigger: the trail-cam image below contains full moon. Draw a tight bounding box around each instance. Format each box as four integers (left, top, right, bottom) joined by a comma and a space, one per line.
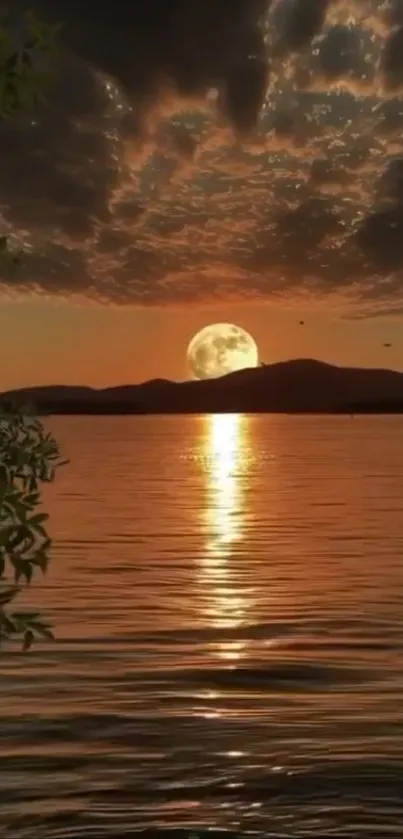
187, 323, 259, 380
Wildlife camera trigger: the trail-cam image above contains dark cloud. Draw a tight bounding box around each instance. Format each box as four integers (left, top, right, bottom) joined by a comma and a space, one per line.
318, 25, 364, 81
357, 206, 403, 272
309, 158, 350, 187
26, 0, 269, 126
222, 56, 270, 135
274, 0, 334, 53
1, 0, 403, 315
376, 156, 403, 203
382, 25, 403, 90
386, 0, 403, 29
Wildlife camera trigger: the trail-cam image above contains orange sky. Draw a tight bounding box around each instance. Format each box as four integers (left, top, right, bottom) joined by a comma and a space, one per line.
3, 2, 403, 392
2, 297, 403, 390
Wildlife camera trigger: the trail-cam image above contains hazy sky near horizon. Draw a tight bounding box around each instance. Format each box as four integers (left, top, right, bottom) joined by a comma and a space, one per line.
2, 0, 403, 388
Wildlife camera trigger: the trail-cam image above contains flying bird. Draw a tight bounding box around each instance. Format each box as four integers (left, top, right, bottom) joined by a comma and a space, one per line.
299, 320, 305, 326
383, 342, 392, 348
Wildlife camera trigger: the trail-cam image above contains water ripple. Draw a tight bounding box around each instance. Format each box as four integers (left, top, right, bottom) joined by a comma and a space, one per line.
1, 415, 403, 838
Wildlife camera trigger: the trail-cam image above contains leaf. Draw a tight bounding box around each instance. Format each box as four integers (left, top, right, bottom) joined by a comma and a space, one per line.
31, 553, 49, 573
30, 620, 54, 641
28, 476, 38, 493
8, 525, 33, 552
32, 524, 48, 541
0, 408, 65, 649
12, 611, 41, 621
41, 537, 52, 552
0, 613, 18, 635
0, 463, 9, 489
0, 586, 19, 606
0, 525, 15, 545
22, 562, 33, 584
14, 560, 33, 584
22, 629, 34, 651
25, 492, 39, 506
29, 512, 49, 526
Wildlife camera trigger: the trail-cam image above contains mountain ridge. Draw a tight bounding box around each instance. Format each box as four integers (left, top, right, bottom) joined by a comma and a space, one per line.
2, 359, 403, 414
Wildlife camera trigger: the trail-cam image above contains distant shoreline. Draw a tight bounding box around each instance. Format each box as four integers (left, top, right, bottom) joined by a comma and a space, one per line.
2, 359, 403, 416
30, 406, 403, 416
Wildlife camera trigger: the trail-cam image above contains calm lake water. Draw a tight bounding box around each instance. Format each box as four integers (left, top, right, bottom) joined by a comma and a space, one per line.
1, 415, 403, 838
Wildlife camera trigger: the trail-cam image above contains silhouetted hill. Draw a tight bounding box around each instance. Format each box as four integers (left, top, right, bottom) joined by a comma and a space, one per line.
2, 359, 403, 414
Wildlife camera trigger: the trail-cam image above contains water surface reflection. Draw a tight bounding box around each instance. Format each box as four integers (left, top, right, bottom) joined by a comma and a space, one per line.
2, 415, 403, 837
200, 414, 254, 663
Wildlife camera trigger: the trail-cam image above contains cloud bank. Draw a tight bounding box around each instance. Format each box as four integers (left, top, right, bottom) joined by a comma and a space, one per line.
1, 0, 403, 315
